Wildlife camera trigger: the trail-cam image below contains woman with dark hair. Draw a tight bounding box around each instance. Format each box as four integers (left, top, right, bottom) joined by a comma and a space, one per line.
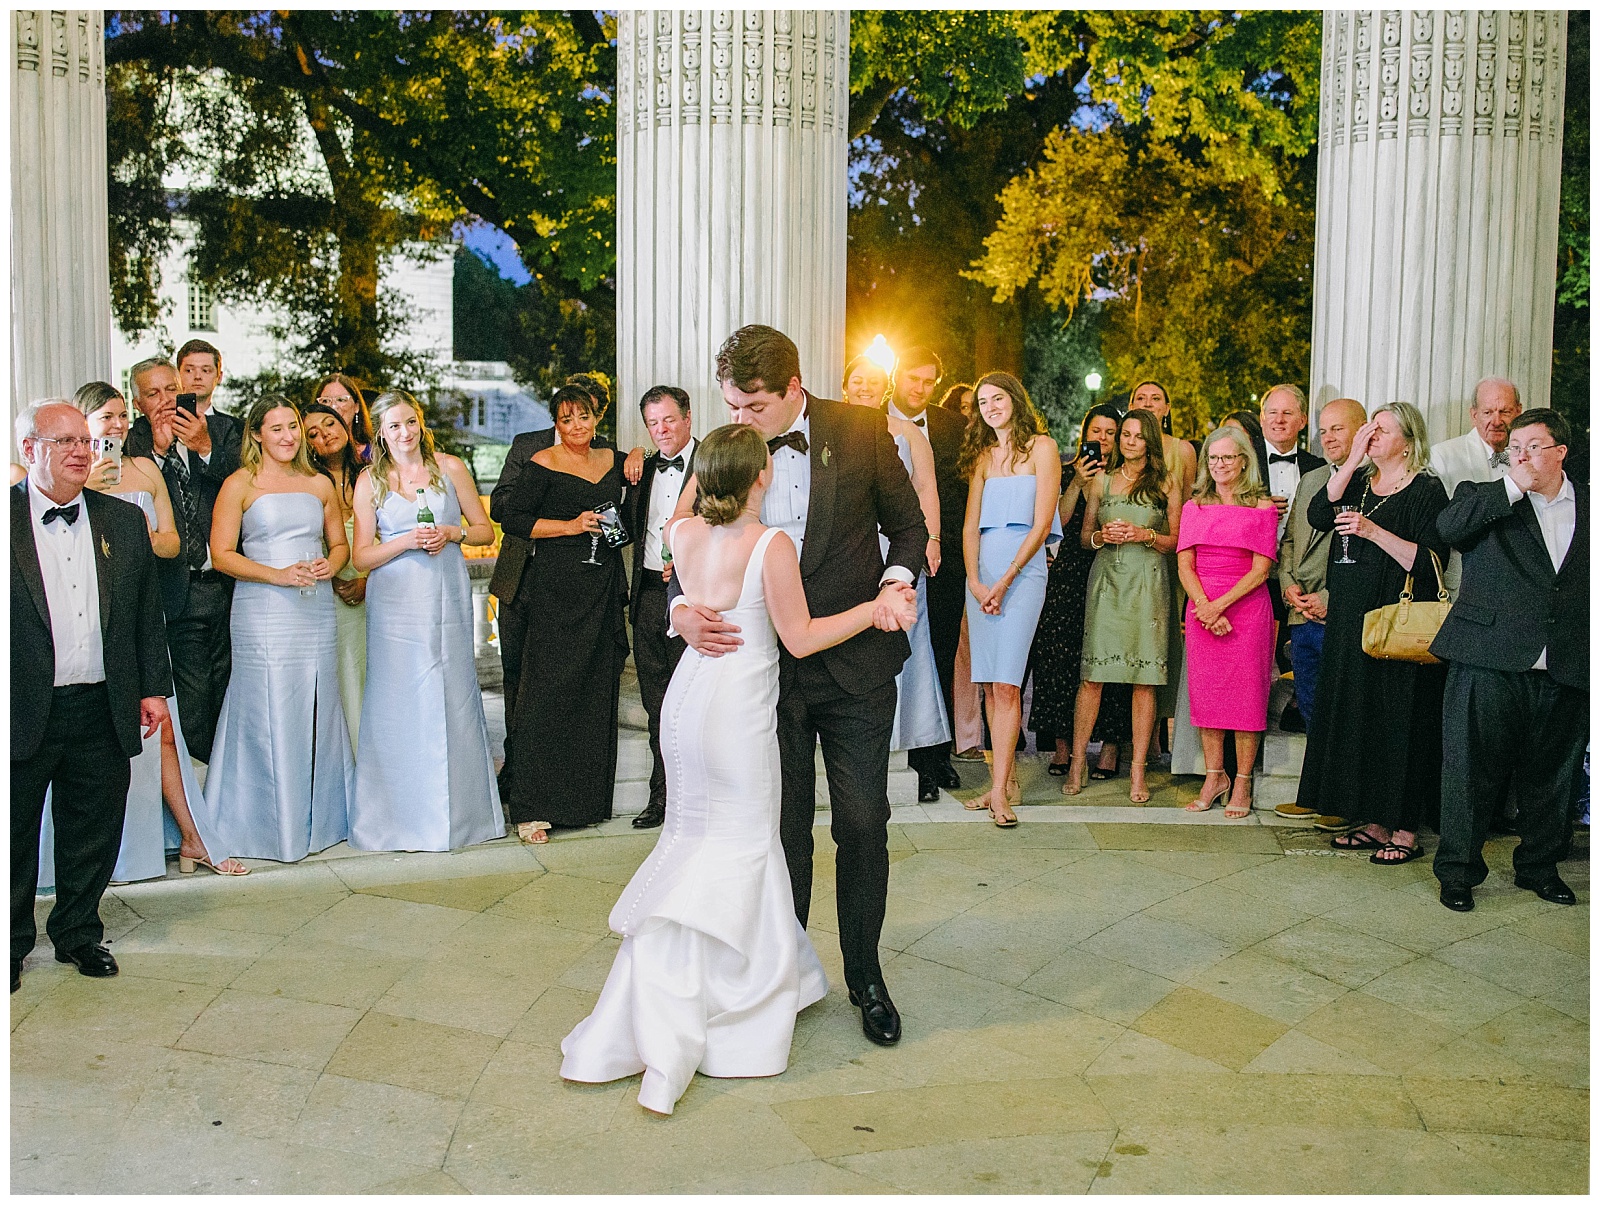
939, 382, 976, 420
349, 391, 502, 851
314, 373, 373, 461
303, 401, 368, 752
960, 372, 1062, 826
202, 396, 353, 862
493, 384, 631, 843
1064, 408, 1183, 802
1029, 404, 1120, 773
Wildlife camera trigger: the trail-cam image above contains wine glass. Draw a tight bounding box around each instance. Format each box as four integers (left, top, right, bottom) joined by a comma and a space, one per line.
1334, 504, 1358, 564
582, 531, 602, 566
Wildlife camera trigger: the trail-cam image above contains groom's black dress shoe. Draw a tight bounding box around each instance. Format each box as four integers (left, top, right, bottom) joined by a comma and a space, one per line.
1516, 876, 1577, 906
917, 775, 941, 803
849, 982, 902, 1045
54, 943, 118, 978
1438, 883, 1474, 912
632, 801, 666, 829
933, 762, 962, 790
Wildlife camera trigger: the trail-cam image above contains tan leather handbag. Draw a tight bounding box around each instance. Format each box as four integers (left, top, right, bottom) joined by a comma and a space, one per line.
1361, 549, 1450, 663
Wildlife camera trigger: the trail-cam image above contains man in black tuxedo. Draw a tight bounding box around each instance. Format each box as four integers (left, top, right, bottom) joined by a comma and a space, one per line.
886, 347, 967, 800
1431, 409, 1588, 912
623, 386, 698, 829
12, 402, 173, 992
1259, 382, 1326, 727
123, 352, 242, 762
488, 376, 641, 788
673, 325, 926, 1045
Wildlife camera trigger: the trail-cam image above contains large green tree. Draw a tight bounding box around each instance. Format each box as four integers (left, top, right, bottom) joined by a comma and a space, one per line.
106, 10, 615, 390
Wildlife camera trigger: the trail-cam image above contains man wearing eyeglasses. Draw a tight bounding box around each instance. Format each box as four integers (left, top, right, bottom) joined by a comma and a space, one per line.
1431, 409, 1588, 912
12, 401, 172, 993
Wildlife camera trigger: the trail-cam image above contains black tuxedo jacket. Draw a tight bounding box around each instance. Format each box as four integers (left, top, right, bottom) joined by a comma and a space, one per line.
125, 410, 243, 617
624, 442, 696, 626
12, 483, 174, 760
1266, 446, 1326, 482
673, 394, 928, 695
488, 426, 611, 603
1431, 478, 1588, 689
887, 401, 967, 559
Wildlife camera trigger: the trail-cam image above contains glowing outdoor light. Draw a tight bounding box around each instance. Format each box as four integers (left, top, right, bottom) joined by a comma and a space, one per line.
1085, 371, 1103, 392
863, 334, 897, 374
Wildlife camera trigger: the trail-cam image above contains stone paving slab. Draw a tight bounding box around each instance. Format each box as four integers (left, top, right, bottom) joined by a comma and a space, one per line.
11, 822, 1588, 1194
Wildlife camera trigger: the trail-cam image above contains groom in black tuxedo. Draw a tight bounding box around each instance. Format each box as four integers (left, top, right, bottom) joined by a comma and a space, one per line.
12, 401, 173, 992
673, 325, 926, 1045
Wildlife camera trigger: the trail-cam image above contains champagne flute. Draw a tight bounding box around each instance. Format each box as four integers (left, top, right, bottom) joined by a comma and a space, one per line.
1334, 504, 1358, 564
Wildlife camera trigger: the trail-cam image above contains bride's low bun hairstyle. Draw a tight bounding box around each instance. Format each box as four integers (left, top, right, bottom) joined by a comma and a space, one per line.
694, 423, 768, 526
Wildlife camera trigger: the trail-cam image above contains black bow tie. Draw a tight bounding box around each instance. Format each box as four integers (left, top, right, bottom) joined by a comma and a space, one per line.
42, 503, 80, 526
1268, 453, 1298, 465
659, 455, 685, 472
768, 430, 809, 457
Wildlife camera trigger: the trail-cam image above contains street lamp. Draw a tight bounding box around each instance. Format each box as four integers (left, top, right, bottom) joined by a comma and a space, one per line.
1085, 371, 1102, 404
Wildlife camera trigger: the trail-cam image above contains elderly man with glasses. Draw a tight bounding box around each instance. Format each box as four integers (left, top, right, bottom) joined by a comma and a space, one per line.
1430, 409, 1588, 912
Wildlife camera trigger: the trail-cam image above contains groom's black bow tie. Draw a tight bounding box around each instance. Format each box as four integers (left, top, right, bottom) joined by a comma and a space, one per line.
658, 455, 685, 472
42, 503, 80, 526
768, 430, 809, 457
1268, 452, 1298, 465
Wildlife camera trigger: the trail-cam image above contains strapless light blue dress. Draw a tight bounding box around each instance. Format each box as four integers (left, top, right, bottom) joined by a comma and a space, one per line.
199, 491, 352, 861
965, 474, 1062, 687
884, 430, 952, 751
351, 477, 504, 851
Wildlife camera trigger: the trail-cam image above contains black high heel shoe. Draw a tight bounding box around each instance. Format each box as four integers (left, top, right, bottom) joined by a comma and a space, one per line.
1089, 743, 1121, 780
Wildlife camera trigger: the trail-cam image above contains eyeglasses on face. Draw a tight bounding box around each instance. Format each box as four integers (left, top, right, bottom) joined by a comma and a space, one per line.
1506, 442, 1558, 458
1206, 453, 1243, 464
32, 435, 93, 451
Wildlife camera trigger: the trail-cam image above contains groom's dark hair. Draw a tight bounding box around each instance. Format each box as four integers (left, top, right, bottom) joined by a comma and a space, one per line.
715, 325, 801, 397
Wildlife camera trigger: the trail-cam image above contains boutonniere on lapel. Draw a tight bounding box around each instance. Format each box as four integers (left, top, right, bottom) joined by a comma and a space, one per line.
819, 443, 832, 468
101, 536, 111, 559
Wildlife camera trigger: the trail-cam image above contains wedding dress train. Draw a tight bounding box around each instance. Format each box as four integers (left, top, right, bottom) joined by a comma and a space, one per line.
559, 525, 828, 1114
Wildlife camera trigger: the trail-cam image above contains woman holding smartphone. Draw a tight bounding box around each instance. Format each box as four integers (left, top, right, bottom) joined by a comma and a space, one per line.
349, 391, 503, 852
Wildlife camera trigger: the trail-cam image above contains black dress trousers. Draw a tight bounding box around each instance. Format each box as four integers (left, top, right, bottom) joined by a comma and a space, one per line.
11, 684, 132, 962
633, 574, 688, 808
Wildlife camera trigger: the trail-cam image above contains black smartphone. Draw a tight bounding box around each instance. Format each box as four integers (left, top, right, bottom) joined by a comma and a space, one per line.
175, 392, 199, 416
1080, 442, 1102, 468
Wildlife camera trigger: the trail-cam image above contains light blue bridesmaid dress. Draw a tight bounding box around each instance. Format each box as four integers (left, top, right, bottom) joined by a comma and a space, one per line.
38, 489, 226, 884
885, 430, 952, 751
965, 474, 1062, 687
350, 476, 504, 851
199, 491, 352, 861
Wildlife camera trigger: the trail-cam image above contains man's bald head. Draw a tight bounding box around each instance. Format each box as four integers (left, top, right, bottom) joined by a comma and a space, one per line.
1317, 398, 1366, 466
1470, 377, 1521, 452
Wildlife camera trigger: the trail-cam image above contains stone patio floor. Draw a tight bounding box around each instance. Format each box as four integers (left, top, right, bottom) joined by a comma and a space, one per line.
11, 803, 1589, 1194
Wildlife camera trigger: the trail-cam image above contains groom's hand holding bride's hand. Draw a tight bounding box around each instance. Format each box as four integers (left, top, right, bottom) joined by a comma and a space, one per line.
872, 581, 917, 631
675, 602, 743, 657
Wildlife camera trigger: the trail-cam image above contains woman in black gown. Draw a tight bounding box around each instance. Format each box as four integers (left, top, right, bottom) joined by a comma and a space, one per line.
1030, 404, 1121, 771
1295, 402, 1449, 864
494, 385, 630, 843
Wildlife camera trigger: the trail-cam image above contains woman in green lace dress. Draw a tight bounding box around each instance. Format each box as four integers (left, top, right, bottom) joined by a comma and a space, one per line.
1063, 408, 1184, 803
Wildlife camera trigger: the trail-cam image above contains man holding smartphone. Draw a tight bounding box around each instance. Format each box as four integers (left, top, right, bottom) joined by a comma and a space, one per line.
123, 347, 243, 762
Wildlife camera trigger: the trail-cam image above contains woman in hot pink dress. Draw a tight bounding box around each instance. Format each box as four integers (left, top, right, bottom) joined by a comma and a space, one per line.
1177, 427, 1280, 819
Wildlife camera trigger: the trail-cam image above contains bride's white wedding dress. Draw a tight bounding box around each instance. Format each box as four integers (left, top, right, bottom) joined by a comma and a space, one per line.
559, 523, 828, 1114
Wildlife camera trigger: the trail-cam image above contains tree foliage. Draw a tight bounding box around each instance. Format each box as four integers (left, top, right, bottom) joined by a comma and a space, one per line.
105, 10, 615, 388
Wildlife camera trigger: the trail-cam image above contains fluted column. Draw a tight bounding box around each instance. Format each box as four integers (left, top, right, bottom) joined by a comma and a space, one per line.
10, 10, 111, 420
615, 10, 849, 448
1310, 11, 1566, 441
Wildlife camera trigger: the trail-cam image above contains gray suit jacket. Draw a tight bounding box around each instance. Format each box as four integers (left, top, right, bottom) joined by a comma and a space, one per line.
1277, 462, 1334, 626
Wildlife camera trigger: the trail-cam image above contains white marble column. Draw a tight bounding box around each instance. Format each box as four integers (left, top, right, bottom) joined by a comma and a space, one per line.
615, 10, 849, 448
1310, 11, 1566, 441
10, 10, 112, 422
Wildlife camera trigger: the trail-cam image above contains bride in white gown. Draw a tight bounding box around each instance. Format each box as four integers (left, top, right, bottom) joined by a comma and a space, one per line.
559, 424, 917, 1115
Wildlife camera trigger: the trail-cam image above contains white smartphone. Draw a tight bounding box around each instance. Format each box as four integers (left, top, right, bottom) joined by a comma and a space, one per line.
92, 435, 123, 486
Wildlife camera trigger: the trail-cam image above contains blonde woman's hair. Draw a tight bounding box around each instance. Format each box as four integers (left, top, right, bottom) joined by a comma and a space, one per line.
240, 395, 317, 478
1192, 426, 1269, 506
1370, 401, 1431, 475
694, 423, 768, 526
367, 390, 443, 505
